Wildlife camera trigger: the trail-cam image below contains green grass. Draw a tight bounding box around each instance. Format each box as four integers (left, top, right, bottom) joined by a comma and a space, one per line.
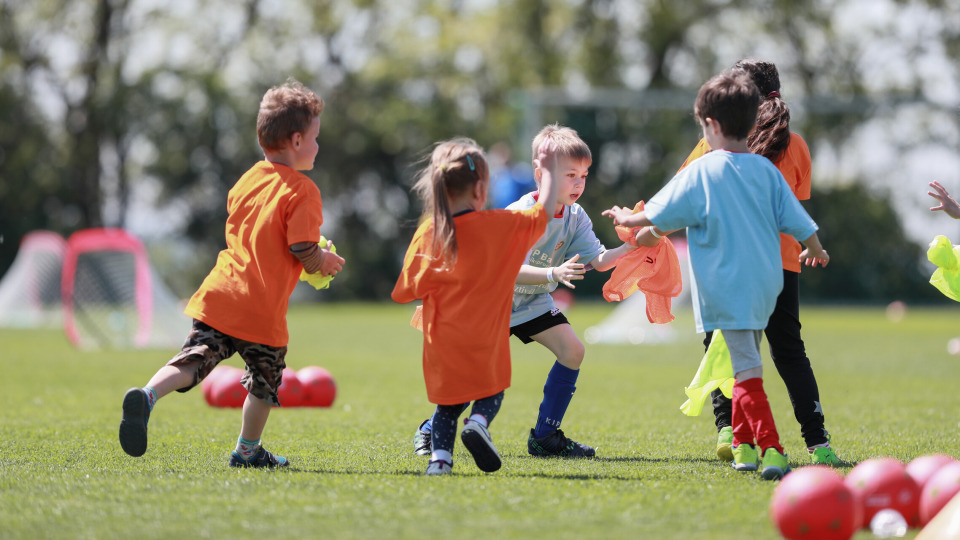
2, 302, 958, 539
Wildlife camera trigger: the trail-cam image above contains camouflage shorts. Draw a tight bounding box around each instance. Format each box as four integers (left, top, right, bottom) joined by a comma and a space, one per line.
168, 319, 287, 407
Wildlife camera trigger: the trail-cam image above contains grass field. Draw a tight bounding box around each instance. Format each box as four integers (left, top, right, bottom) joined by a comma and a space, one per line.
2, 302, 959, 539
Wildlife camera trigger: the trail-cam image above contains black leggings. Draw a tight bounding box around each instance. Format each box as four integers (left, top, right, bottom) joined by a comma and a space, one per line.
708, 270, 828, 447
430, 392, 505, 454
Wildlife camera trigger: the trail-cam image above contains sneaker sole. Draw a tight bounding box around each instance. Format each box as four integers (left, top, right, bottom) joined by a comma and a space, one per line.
732, 463, 759, 472
461, 427, 501, 473
762, 466, 788, 480
119, 388, 148, 457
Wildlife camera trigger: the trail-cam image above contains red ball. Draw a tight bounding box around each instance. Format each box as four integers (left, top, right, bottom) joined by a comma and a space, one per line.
297, 366, 336, 407
201, 365, 233, 406
276, 367, 305, 407
770, 465, 859, 540
907, 454, 958, 491
845, 457, 922, 528
211, 367, 247, 408
919, 461, 960, 526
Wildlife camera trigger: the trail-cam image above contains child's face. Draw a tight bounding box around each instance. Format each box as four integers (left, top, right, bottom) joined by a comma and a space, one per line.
291, 116, 321, 171
540, 156, 590, 207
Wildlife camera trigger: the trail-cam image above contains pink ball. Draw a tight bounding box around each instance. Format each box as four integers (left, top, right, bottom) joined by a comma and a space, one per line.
845, 457, 922, 528
920, 461, 960, 526
211, 367, 247, 408
297, 366, 336, 407
201, 365, 234, 406
276, 367, 305, 407
770, 465, 859, 540
907, 454, 958, 490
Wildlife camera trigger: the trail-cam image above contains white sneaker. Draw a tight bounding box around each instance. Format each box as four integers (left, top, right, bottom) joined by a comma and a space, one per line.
460, 419, 502, 473
425, 459, 452, 476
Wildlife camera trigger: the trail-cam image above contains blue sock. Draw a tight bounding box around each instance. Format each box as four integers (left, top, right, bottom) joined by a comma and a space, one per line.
143, 386, 158, 411
534, 361, 579, 438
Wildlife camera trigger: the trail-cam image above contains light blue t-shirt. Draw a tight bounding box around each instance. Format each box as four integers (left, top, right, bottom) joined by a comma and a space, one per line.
507, 193, 606, 326
644, 150, 818, 333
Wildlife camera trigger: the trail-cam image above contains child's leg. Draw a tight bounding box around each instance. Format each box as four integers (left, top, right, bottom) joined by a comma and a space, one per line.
229, 339, 288, 468
430, 403, 470, 464
529, 322, 584, 438
765, 270, 828, 447
726, 330, 784, 454
468, 392, 505, 426
461, 392, 505, 472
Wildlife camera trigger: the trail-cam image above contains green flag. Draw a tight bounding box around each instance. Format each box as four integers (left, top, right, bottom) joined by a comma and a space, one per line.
928, 235, 960, 303
680, 330, 734, 416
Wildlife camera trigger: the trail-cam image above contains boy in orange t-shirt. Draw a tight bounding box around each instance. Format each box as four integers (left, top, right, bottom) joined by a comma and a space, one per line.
118, 79, 344, 468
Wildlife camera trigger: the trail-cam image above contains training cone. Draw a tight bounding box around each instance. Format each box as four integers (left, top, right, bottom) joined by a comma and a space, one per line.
920, 461, 960, 526
908, 454, 958, 491
276, 367, 305, 407
916, 491, 960, 540
211, 367, 247, 408
770, 465, 859, 540
845, 457, 922, 528
298, 366, 336, 407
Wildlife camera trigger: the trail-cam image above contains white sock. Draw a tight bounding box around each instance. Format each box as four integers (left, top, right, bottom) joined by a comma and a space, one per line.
431, 449, 452, 464
236, 437, 261, 460
467, 413, 488, 428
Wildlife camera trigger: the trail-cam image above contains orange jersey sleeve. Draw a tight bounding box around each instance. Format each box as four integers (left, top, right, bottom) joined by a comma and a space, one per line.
392, 205, 548, 405
185, 161, 323, 347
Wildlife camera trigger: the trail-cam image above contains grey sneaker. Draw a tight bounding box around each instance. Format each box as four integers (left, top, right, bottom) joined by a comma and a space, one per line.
527, 428, 595, 458
413, 419, 432, 456
119, 388, 151, 457
229, 447, 289, 468
425, 459, 452, 476
460, 419, 501, 472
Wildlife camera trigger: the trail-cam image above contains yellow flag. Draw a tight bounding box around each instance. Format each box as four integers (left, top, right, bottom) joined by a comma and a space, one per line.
928, 235, 960, 303
680, 330, 734, 416
299, 236, 337, 290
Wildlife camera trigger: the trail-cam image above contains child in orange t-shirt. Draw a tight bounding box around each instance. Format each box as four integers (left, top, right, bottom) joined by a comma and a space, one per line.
118, 79, 344, 468
677, 60, 840, 467
392, 137, 559, 475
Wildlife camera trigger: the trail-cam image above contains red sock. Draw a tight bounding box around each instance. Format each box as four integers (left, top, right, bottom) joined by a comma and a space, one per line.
731, 378, 783, 454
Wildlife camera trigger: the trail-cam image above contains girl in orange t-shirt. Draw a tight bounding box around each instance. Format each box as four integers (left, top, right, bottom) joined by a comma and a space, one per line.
680, 60, 840, 466
392, 137, 559, 475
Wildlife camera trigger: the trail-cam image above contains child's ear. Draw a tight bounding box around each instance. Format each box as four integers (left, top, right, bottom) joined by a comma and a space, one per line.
290, 131, 303, 149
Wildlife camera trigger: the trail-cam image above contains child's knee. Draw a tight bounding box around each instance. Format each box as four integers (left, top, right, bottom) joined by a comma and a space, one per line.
558, 340, 586, 368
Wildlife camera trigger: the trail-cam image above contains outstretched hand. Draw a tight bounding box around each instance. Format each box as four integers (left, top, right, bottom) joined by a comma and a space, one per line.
929, 181, 960, 219
799, 249, 829, 268
553, 254, 586, 289
601, 205, 634, 226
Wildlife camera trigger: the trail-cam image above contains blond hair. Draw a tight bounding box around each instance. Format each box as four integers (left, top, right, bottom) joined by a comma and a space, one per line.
412, 138, 489, 269
530, 124, 592, 166
257, 78, 324, 152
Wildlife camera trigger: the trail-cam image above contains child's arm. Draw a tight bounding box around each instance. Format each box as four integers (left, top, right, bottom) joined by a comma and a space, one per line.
798, 233, 829, 268
290, 241, 345, 276
515, 254, 586, 288
929, 181, 960, 219
600, 206, 667, 248
588, 243, 636, 272
535, 140, 559, 216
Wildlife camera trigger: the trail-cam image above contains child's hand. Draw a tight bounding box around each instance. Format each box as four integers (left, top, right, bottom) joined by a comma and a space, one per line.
318, 247, 345, 277
553, 254, 586, 289
534, 138, 559, 175
601, 205, 634, 226
929, 181, 960, 219
799, 248, 829, 268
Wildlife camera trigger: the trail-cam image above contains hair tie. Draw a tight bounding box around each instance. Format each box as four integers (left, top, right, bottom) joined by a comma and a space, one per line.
438, 164, 447, 171
767, 91, 781, 98
466, 154, 476, 171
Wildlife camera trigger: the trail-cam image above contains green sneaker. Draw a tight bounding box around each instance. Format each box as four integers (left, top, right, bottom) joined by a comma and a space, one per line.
716, 426, 733, 462
731, 443, 759, 472
761, 448, 790, 480
809, 445, 841, 466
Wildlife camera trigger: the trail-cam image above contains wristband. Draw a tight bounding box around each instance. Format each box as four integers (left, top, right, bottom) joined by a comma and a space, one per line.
546, 267, 557, 283
648, 226, 662, 239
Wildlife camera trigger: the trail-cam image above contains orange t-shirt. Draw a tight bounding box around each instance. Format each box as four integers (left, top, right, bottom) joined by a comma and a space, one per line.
185, 161, 323, 347
392, 205, 548, 405
679, 133, 812, 272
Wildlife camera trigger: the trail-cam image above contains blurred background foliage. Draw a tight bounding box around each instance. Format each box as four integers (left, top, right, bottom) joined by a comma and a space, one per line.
0, 0, 958, 303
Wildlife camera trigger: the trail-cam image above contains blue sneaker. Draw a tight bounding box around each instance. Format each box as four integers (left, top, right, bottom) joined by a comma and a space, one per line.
119, 388, 151, 457
229, 447, 289, 468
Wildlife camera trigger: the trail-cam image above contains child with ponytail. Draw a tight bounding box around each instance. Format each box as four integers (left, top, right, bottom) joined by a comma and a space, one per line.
392, 137, 559, 475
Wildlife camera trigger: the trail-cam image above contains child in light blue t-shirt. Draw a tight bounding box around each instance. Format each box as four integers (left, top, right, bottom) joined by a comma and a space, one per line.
412, 125, 635, 459
603, 71, 829, 480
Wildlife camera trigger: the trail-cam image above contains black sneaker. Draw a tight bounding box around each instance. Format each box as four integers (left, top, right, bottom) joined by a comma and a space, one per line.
413, 419, 432, 456
119, 388, 151, 457
527, 428, 595, 458
229, 447, 289, 468
460, 419, 501, 472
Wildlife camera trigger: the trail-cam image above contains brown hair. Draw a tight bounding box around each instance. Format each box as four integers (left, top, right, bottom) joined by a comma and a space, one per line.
531, 124, 592, 169
694, 71, 760, 141
732, 59, 791, 162
257, 78, 325, 152
412, 138, 489, 269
